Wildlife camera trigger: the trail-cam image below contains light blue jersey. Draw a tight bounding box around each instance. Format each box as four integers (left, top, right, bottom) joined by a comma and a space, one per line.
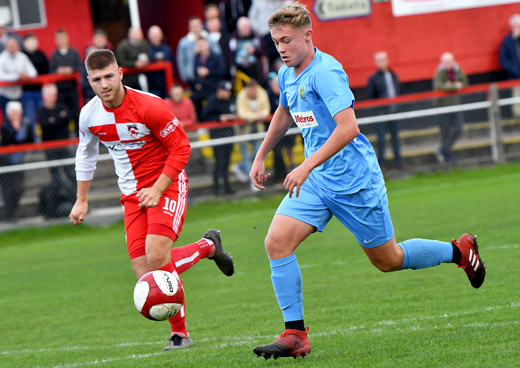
278, 48, 380, 194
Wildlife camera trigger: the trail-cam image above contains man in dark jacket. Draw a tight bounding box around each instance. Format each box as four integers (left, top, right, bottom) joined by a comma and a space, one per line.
50, 29, 82, 133
499, 14, 520, 80
115, 27, 149, 90
201, 80, 236, 195
366, 51, 403, 169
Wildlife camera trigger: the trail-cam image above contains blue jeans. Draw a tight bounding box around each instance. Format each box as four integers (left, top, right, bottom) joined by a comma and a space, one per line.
21, 90, 42, 141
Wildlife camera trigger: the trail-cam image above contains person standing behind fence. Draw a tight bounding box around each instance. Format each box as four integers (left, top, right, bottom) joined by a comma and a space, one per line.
433, 52, 468, 165
0, 37, 37, 141
147, 25, 174, 98
176, 17, 221, 85
115, 27, 150, 90
165, 84, 197, 130
50, 29, 82, 134
366, 51, 404, 170
190, 38, 225, 120
499, 14, 520, 117
37, 84, 75, 186
236, 79, 270, 190
201, 80, 236, 196
22, 33, 48, 140
0, 102, 32, 222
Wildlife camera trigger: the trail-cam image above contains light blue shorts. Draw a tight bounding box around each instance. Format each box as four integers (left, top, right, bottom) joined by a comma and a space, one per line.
275, 175, 394, 248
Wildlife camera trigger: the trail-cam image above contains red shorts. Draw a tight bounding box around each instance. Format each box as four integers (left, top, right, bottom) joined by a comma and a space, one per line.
122, 173, 188, 259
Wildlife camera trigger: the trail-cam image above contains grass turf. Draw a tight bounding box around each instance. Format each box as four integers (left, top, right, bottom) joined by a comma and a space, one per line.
1, 162, 519, 367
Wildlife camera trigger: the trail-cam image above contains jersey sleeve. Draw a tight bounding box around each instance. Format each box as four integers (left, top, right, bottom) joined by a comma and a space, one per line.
314, 65, 355, 118
75, 108, 100, 181
278, 66, 289, 108
144, 99, 191, 180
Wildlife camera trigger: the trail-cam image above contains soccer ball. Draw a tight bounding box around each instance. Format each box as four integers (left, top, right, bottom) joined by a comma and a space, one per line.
133, 270, 184, 321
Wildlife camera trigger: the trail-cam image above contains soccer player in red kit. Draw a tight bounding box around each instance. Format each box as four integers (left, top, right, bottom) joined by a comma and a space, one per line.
69, 49, 234, 350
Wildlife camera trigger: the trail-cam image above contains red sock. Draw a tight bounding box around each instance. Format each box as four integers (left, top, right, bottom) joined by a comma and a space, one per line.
171, 238, 215, 275
157, 263, 189, 337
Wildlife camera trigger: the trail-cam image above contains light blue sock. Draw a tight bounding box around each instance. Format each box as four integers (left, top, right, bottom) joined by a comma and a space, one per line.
270, 254, 304, 322
398, 238, 453, 270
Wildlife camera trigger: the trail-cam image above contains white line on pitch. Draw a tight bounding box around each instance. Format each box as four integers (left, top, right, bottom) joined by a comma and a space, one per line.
5, 301, 518, 367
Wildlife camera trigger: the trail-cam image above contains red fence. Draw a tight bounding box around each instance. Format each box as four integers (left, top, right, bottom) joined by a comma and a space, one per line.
1, 77, 518, 156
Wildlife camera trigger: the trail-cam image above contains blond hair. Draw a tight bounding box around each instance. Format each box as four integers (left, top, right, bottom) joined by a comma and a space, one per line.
267, 2, 312, 30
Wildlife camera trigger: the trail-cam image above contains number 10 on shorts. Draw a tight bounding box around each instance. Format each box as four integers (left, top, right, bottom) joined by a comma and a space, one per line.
162, 197, 176, 214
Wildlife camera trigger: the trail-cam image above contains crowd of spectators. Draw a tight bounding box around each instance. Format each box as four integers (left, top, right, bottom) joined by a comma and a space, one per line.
1, 6, 520, 218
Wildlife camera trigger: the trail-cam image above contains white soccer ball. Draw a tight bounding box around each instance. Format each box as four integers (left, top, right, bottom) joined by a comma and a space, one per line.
133, 270, 184, 321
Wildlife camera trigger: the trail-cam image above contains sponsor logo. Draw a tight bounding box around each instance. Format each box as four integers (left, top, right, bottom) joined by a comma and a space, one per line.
291, 110, 318, 128
104, 141, 146, 151
160, 118, 180, 138
127, 124, 139, 138
163, 273, 175, 293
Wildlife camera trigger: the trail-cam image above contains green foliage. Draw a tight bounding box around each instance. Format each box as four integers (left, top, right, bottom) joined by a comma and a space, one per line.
1, 162, 519, 367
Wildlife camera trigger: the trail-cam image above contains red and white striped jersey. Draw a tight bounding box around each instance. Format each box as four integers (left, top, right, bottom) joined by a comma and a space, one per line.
75, 87, 191, 196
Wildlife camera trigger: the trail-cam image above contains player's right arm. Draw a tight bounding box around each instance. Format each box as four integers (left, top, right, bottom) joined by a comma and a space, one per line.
250, 104, 293, 189
70, 105, 100, 224
70, 180, 91, 225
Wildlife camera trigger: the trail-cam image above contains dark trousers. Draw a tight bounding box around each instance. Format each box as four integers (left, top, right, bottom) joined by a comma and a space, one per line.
212, 143, 233, 194
0, 171, 24, 221
439, 113, 463, 163
58, 87, 79, 133
45, 148, 76, 186
376, 120, 402, 167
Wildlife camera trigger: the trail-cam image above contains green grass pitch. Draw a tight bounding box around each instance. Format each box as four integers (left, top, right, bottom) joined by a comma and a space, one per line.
1, 162, 519, 367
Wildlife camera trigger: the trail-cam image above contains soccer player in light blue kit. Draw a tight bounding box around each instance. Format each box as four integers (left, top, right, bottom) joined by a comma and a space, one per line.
250, 3, 486, 360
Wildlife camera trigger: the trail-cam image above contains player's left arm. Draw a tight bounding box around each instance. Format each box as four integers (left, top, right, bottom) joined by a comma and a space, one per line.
136, 100, 191, 208
284, 107, 359, 198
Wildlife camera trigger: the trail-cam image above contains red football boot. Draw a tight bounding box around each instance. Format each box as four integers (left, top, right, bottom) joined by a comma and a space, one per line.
452, 233, 486, 288
253, 327, 311, 359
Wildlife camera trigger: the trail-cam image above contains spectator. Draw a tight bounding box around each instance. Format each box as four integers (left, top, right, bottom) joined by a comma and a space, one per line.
366, 51, 404, 169
221, 0, 252, 35
235, 79, 270, 189
85, 29, 113, 54
433, 52, 469, 165
37, 84, 74, 183
147, 25, 174, 98
267, 72, 296, 182
115, 27, 149, 90
50, 29, 82, 133
206, 16, 232, 80
0, 102, 32, 222
499, 14, 520, 80
201, 80, 236, 196
191, 37, 225, 120
204, 3, 224, 32
248, 0, 288, 67
499, 14, 520, 116
165, 84, 197, 129
0, 37, 37, 141
22, 33, 48, 140
229, 16, 268, 83
0, 25, 22, 53
176, 17, 221, 85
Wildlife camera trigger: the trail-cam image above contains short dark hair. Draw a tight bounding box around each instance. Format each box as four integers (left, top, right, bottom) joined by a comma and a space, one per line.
85, 49, 117, 71
55, 28, 67, 35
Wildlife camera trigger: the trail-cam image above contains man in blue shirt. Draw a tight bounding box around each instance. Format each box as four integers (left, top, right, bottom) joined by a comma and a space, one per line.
250, 3, 486, 360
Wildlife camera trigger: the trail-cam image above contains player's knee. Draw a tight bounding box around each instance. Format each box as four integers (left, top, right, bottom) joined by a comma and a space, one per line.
146, 251, 167, 270
265, 232, 286, 259
371, 258, 401, 273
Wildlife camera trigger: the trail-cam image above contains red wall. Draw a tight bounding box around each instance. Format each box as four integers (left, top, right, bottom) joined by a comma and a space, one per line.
17, 0, 93, 59
303, 1, 520, 88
